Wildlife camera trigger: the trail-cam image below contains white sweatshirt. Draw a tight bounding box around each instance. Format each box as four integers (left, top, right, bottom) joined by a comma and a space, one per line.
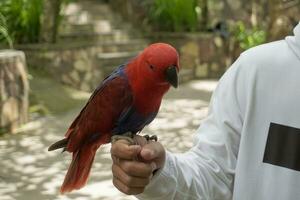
136, 22, 300, 200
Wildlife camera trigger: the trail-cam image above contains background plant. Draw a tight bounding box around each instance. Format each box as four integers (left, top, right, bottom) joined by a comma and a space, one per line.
233, 21, 266, 50
0, 12, 13, 48
0, 0, 43, 44
148, 0, 199, 32
0, 0, 72, 45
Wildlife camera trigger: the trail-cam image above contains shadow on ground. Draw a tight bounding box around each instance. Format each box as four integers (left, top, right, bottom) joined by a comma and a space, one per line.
28, 68, 91, 115
0, 80, 217, 200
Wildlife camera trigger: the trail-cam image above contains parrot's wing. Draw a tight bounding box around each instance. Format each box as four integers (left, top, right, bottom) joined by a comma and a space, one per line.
66, 75, 133, 152
66, 65, 126, 133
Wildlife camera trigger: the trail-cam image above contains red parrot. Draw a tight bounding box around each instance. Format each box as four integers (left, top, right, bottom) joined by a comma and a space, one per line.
48, 43, 180, 193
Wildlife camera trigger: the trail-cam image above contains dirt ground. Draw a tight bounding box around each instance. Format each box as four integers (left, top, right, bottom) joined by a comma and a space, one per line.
0, 80, 217, 200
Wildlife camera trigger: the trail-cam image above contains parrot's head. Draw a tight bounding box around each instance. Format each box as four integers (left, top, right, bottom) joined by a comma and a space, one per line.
126, 43, 180, 112
136, 43, 180, 88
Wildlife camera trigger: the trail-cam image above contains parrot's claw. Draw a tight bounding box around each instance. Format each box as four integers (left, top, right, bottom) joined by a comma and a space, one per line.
143, 135, 150, 141
143, 134, 158, 142
111, 132, 135, 145
149, 135, 158, 142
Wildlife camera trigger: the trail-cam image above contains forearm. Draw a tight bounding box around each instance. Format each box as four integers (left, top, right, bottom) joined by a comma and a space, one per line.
136, 151, 192, 200
136, 149, 233, 200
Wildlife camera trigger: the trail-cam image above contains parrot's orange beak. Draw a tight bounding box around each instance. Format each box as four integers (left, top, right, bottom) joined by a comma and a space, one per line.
165, 65, 178, 88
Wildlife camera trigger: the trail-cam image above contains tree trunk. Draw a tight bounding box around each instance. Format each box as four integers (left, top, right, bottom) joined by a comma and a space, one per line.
199, 0, 209, 30
39, 0, 62, 43
267, 0, 281, 40
0, 50, 29, 133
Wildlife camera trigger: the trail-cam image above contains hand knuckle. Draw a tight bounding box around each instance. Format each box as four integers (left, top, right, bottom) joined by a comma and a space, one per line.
111, 164, 117, 174
128, 150, 135, 157
123, 186, 132, 195
112, 157, 118, 164
113, 178, 130, 195
125, 175, 133, 185
122, 162, 133, 173
111, 145, 118, 155
112, 178, 119, 188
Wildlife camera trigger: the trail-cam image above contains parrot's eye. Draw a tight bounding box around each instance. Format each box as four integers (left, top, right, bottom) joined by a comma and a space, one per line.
147, 62, 155, 70
149, 65, 155, 70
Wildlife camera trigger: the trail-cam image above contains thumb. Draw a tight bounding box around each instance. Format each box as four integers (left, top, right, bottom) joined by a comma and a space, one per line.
139, 141, 166, 169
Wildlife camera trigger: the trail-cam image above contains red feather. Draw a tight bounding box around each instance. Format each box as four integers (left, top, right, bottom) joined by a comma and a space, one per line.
60, 77, 132, 193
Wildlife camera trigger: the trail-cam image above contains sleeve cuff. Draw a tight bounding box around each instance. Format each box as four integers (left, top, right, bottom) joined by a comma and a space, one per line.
135, 151, 177, 199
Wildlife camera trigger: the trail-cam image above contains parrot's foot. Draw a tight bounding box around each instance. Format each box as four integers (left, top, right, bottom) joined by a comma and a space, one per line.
111, 132, 135, 145
143, 134, 158, 142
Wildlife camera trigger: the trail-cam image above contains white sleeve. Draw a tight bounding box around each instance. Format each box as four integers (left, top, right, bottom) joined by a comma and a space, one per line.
136, 56, 247, 200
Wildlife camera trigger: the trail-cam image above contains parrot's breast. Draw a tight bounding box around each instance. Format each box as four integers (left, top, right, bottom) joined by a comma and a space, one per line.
112, 106, 157, 135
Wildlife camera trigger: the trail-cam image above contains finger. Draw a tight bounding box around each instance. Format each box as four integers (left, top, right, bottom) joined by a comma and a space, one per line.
113, 176, 145, 195
112, 164, 151, 187
140, 141, 163, 161
119, 159, 156, 178
133, 135, 148, 146
111, 155, 119, 165
111, 140, 141, 160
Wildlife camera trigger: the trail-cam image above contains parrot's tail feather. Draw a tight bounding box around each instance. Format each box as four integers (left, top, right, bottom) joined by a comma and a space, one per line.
48, 138, 68, 151
60, 146, 96, 194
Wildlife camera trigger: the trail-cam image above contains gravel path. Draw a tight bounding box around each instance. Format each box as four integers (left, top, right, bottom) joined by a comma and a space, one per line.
0, 80, 217, 200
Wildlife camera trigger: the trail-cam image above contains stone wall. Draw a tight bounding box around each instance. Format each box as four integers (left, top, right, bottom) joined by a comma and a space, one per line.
17, 32, 237, 93
0, 50, 29, 133
18, 43, 105, 92
148, 32, 236, 79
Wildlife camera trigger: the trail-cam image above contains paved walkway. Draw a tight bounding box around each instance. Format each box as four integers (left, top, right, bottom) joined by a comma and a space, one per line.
0, 80, 218, 200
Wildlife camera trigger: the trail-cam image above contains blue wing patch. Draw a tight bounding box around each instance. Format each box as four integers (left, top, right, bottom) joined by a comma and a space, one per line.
112, 106, 158, 135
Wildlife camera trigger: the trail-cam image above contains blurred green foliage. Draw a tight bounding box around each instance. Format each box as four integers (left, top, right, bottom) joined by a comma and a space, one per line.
0, 0, 43, 44
0, 0, 74, 45
233, 21, 266, 50
0, 12, 13, 48
148, 0, 199, 32
0, 127, 7, 136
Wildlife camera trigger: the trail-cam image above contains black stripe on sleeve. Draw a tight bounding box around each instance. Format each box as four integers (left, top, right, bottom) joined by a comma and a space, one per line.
263, 122, 300, 171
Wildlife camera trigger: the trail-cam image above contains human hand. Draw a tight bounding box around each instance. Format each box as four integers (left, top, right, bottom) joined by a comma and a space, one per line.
110, 135, 166, 195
